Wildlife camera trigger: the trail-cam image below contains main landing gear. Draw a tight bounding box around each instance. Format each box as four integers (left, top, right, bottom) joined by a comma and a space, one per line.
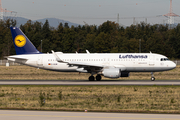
88, 74, 102, 81
96, 75, 102, 81
151, 72, 155, 81
89, 76, 95, 81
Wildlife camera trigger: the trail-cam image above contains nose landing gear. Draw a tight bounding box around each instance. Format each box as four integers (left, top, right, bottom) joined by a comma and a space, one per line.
151, 72, 155, 81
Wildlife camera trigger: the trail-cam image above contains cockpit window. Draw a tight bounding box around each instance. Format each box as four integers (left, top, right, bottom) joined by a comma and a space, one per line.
160, 58, 170, 61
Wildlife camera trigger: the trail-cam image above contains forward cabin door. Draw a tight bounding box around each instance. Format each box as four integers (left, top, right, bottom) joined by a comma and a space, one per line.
38, 55, 43, 68
149, 55, 155, 66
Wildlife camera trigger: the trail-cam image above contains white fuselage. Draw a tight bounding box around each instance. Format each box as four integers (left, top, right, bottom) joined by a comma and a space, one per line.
8, 53, 176, 73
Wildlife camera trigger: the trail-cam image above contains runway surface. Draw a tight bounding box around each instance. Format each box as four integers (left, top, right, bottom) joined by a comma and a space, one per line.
0, 110, 180, 120
0, 80, 180, 85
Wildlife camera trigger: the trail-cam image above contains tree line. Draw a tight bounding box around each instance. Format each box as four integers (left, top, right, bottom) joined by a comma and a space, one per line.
0, 19, 180, 59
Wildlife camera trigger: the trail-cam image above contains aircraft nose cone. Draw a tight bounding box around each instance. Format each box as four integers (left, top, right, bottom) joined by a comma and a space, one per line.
171, 62, 176, 69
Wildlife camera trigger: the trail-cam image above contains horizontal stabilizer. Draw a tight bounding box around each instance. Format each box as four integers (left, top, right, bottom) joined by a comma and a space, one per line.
6, 56, 28, 60
6, 56, 28, 63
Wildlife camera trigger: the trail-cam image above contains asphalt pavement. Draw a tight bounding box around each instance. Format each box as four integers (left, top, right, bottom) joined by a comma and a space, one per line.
0, 110, 180, 120
0, 80, 179, 85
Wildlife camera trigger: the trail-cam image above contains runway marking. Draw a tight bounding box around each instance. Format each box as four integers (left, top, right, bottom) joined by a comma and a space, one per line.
0, 114, 180, 120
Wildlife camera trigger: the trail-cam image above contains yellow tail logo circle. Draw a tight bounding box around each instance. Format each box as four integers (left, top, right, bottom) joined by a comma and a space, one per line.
15, 35, 26, 47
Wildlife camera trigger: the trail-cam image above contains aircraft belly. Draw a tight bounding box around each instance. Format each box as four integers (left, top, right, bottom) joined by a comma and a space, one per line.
126, 66, 171, 72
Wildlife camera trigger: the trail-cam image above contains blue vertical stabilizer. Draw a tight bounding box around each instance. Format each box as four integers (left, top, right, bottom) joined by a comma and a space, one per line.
10, 27, 41, 55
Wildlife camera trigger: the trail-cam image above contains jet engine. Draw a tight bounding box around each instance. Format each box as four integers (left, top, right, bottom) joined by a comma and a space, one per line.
102, 68, 121, 78
102, 68, 130, 78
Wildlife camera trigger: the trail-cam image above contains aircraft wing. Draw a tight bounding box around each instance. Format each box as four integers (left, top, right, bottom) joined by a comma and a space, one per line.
52, 51, 127, 71
52, 50, 103, 69
67, 62, 103, 68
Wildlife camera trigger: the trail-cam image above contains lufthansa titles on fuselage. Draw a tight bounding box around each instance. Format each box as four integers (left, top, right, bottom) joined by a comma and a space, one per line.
119, 55, 148, 59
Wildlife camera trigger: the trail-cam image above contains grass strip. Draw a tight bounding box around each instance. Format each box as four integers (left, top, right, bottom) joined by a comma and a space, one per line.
0, 85, 180, 113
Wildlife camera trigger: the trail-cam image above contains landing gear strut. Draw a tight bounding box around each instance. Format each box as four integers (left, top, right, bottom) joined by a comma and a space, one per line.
96, 75, 102, 81
151, 72, 155, 81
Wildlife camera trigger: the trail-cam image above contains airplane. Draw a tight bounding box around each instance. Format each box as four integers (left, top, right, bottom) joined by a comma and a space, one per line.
7, 27, 176, 81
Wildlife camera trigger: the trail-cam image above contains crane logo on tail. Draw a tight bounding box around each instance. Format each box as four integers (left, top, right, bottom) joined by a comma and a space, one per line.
14, 35, 26, 47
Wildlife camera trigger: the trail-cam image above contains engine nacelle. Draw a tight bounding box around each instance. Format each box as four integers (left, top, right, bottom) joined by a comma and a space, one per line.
102, 68, 121, 78
121, 72, 129, 77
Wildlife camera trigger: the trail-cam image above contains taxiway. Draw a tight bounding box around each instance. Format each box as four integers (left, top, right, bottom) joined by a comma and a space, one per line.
0, 110, 180, 120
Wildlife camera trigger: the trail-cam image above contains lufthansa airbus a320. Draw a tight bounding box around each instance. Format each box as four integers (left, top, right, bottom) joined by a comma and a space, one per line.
7, 27, 176, 81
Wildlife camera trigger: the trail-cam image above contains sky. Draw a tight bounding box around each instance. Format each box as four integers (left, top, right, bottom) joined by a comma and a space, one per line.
2, 0, 180, 26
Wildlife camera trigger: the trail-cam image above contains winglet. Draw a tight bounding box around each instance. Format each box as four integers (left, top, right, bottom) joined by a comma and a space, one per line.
51, 50, 64, 62
86, 50, 90, 54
